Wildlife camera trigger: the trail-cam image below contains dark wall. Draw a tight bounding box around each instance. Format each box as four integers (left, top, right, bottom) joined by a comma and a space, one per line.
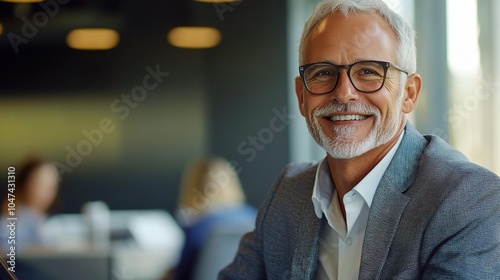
205, 0, 290, 207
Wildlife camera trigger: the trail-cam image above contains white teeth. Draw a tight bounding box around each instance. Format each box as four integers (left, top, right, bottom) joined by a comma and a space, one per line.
329, 114, 368, 121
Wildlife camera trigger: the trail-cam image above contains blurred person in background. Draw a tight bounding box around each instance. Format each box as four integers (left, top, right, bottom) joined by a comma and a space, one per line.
1, 157, 60, 253
171, 157, 256, 280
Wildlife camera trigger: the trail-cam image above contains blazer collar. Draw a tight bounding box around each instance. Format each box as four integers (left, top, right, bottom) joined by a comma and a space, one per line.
379, 122, 426, 193
359, 122, 427, 279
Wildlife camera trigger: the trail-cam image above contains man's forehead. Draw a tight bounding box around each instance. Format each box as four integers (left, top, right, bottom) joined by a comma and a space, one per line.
309, 11, 393, 41
304, 11, 398, 63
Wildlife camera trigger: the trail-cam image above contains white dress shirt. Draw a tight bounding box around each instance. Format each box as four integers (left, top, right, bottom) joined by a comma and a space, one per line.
312, 131, 405, 280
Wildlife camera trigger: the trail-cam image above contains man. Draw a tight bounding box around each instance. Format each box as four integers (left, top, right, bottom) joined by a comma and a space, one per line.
219, 0, 500, 279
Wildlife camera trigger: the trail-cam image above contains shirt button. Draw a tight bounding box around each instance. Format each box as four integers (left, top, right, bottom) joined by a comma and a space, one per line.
346, 238, 352, 245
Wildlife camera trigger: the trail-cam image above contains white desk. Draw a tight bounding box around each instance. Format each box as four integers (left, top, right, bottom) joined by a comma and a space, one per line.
37, 209, 185, 280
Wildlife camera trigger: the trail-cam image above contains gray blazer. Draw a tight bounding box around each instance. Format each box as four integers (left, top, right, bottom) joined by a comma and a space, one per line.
219, 123, 500, 280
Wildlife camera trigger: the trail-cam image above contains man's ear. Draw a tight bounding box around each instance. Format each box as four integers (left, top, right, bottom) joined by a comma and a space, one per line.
295, 76, 306, 117
402, 73, 422, 114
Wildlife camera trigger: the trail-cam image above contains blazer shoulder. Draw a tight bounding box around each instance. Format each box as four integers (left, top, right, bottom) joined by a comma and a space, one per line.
258, 161, 319, 216
262, 161, 319, 216
276, 162, 319, 192
281, 162, 318, 179
420, 134, 500, 187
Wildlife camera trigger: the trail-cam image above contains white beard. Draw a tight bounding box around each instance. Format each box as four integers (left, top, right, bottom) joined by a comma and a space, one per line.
306, 95, 403, 159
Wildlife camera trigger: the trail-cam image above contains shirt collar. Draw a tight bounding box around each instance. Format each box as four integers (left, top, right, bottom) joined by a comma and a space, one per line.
312, 158, 333, 218
311, 130, 405, 218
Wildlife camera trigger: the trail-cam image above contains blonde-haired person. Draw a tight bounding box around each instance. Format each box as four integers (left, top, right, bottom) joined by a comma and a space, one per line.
176, 157, 247, 227
173, 157, 256, 280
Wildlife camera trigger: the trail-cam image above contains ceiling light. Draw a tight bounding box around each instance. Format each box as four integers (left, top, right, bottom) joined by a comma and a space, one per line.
66, 28, 120, 50
1, 0, 43, 3
167, 26, 221, 49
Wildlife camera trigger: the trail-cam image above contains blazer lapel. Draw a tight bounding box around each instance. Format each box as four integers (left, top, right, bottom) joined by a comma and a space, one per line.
291, 215, 324, 280
359, 123, 427, 279
288, 166, 324, 280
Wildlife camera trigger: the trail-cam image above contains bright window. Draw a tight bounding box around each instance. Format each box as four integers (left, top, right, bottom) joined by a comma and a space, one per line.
447, 0, 500, 174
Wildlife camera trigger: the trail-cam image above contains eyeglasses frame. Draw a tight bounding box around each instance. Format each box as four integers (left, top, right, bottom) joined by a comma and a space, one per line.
298, 60, 409, 95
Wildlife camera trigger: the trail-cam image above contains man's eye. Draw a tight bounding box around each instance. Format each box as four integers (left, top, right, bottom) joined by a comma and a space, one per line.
317, 70, 333, 76
360, 69, 375, 75
357, 68, 383, 76
304, 65, 337, 81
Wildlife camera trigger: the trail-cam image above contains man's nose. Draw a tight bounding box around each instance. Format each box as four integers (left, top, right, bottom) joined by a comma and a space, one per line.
329, 69, 359, 103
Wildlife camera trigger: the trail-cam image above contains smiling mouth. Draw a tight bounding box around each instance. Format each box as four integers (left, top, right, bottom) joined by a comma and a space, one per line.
327, 114, 369, 122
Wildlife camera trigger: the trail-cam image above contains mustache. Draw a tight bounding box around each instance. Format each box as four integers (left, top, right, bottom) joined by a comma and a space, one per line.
313, 103, 379, 117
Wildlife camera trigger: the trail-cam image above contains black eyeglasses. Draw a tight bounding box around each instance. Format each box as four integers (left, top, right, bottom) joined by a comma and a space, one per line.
299, 60, 408, 95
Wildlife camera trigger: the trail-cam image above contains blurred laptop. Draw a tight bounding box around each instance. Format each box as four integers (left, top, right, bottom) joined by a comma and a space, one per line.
14, 251, 109, 280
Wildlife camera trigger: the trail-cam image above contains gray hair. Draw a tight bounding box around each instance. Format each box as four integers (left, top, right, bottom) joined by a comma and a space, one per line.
299, 0, 416, 75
